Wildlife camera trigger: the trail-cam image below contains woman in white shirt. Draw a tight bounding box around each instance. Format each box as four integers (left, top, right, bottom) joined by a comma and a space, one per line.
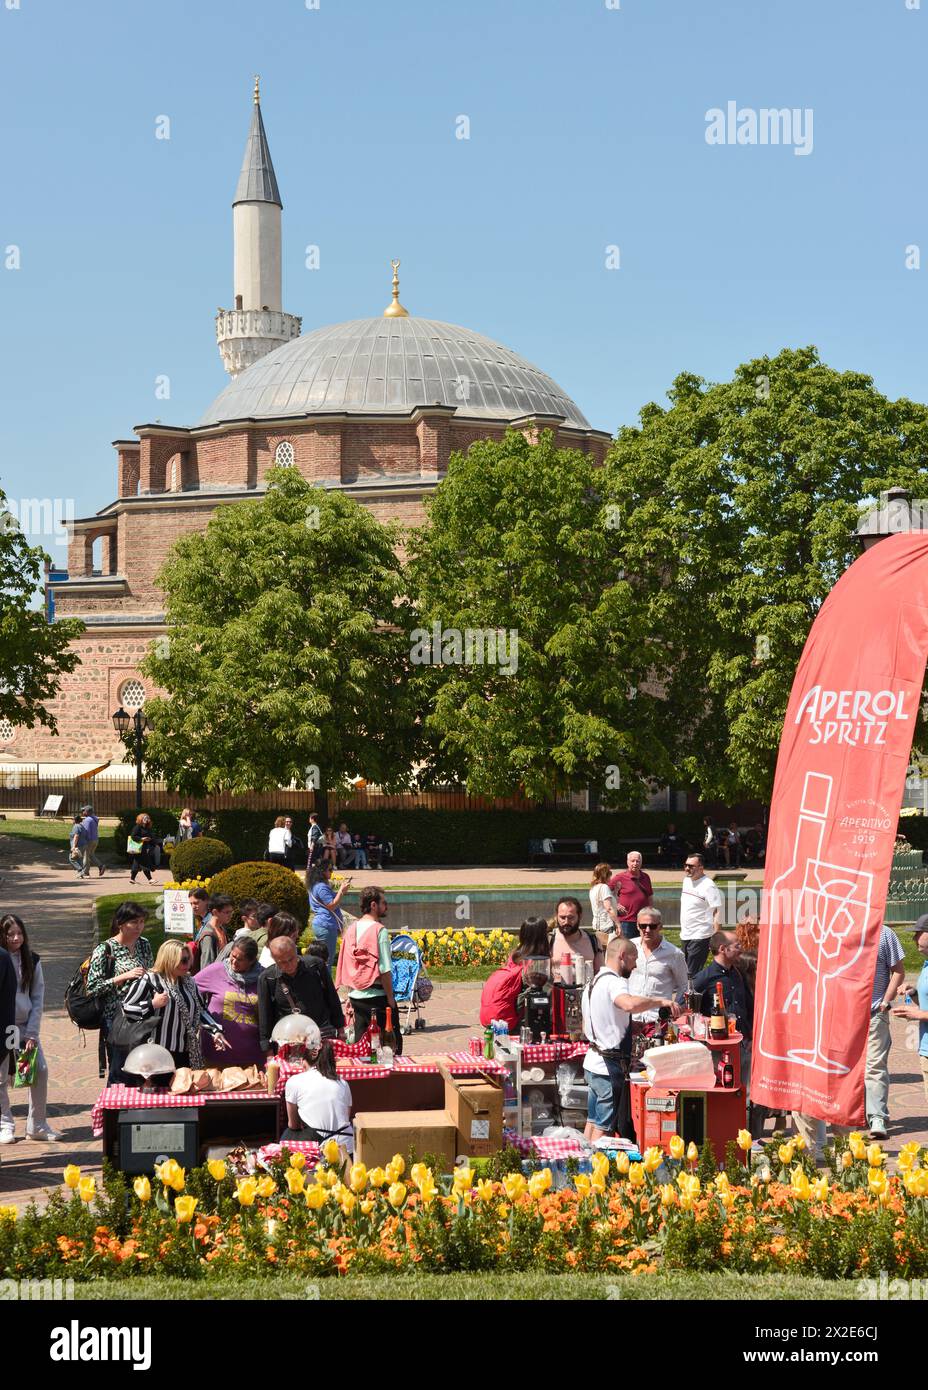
282, 1019, 354, 1153
267, 816, 292, 867
589, 864, 623, 942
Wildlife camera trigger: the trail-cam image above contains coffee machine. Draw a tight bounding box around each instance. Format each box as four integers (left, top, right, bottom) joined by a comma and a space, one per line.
521, 957, 553, 1043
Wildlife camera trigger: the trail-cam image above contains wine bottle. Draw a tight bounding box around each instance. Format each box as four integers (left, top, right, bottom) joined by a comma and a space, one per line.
721, 1051, 734, 1089
709, 982, 727, 1040
369, 1012, 381, 1063
383, 1007, 396, 1052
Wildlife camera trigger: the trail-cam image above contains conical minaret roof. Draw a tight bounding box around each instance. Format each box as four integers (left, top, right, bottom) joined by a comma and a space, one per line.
233, 77, 282, 207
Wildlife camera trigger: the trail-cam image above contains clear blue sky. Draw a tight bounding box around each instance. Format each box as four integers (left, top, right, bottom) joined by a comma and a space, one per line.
1, 0, 926, 562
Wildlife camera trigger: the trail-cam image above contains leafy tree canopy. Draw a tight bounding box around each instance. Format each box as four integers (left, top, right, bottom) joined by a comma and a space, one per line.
602, 346, 928, 802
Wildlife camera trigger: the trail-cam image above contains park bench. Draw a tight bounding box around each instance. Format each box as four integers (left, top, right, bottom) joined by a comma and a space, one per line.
528, 837, 600, 866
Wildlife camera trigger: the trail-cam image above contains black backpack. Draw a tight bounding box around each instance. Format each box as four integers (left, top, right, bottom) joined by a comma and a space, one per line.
64, 942, 114, 1031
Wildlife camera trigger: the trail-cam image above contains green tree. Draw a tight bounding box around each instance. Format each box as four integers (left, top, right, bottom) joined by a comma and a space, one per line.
139, 468, 419, 819
407, 430, 663, 804
0, 488, 83, 734
603, 346, 928, 803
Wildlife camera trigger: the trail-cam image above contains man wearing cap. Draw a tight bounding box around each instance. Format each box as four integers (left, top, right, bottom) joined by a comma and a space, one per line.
864, 923, 907, 1140
80, 805, 105, 879
895, 915, 928, 1108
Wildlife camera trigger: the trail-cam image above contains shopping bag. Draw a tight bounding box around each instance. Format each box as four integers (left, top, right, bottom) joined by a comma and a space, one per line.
13, 1048, 37, 1089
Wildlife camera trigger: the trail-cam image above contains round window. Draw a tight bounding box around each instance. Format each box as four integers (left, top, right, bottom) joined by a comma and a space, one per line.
119, 679, 146, 712
0, 718, 14, 743
275, 441, 295, 467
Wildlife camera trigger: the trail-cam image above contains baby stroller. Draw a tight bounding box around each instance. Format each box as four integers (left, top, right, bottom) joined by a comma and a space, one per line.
390, 932, 431, 1035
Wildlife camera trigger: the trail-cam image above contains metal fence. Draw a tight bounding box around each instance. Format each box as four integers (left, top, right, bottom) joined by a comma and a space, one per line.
0, 768, 539, 818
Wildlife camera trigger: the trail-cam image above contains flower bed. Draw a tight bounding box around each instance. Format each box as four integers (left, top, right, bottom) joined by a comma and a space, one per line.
409, 928, 514, 970
2, 1133, 926, 1282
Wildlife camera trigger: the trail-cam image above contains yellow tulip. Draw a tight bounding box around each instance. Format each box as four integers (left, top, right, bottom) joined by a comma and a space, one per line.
168, 1168, 186, 1193
679, 1194, 694, 1212
591, 1151, 610, 1178
410, 1162, 430, 1188
133, 1176, 151, 1203
574, 1174, 591, 1197
503, 1172, 527, 1201
285, 1168, 305, 1196
527, 1171, 550, 1200
867, 1167, 888, 1197
714, 1172, 730, 1192
207, 1159, 227, 1182
321, 1167, 339, 1189
659, 1183, 677, 1207
686, 1142, 698, 1163
368, 1166, 387, 1189
900, 1141, 922, 1161
615, 1152, 630, 1175
322, 1139, 341, 1165
793, 1133, 806, 1152
389, 1154, 405, 1176
475, 1178, 496, 1203
63, 1165, 81, 1190
452, 1166, 474, 1195
718, 1190, 734, 1210
174, 1195, 197, 1223
349, 1163, 368, 1193
898, 1150, 916, 1173
812, 1177, 829, 1202
256, 1176, 276, 1199
627, 1163, 646, 1189
78, 1176, 96, 1204
790, 1167, 811, 1201
848, 1130, 865, 1145
384, 1160, 402, 1184
903, 1168, 928, 1198
305, 1184, 327, 1210
866, 1143, 884, 1168
777, 1143, 795, 1165
235, 1179, 257, 1207
387, 1182, 407, 1209
418, 1175, 438, 1205
288, 1152, 306, 1171
155, 1158, 181, 1188
849, 1137, 866, 1161
840, 1151, 853, 1170
736, 1129, 753, 1153
360, 1198, 376, 1216
591, 1176, 607, 1196
642, 1146, 663, 1174
668, 1134, 685, 1161
340, 1191, 356, 1216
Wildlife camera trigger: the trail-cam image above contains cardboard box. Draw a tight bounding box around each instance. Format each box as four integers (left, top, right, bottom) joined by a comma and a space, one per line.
353, 1109, 460, 1169
441, 1068, 504, 1157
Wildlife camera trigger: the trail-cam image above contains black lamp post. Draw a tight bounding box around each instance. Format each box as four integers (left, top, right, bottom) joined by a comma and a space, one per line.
112, 706, 150, 810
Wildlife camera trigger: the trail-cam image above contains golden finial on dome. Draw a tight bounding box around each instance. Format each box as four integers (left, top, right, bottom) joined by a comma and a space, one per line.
254, 74, 260, 105
383, 258, 409, 318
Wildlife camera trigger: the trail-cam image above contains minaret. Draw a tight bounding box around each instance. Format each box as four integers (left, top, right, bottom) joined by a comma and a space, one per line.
215, 77, 301, 376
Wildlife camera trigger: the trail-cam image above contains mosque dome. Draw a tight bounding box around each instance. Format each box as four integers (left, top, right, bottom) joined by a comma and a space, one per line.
198, 314, 591, 430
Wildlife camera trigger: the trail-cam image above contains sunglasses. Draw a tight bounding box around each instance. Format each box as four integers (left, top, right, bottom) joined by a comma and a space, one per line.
639, 923, 659, 930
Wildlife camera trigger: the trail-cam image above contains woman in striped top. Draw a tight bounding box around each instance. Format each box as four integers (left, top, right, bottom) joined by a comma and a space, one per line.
121, 940, 231, 1068
86, 902, 155, 1084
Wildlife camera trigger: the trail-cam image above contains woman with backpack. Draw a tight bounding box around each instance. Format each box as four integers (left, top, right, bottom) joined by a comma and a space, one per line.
86, 902, 155, 1084
120, 939, 231, 1069
0, 915, 61, 1143
307, 861, 351, 967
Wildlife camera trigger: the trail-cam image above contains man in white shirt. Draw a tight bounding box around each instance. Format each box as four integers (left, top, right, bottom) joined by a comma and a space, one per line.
625, 908, 689, 1023
679, 853, 722, 977
582, 936, 677, 1142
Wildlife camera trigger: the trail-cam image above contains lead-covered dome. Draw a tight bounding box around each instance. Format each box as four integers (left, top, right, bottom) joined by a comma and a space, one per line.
198, 316, 591, 430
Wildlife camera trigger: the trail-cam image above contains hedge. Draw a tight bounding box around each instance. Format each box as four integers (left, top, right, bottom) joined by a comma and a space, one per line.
196, 808, 708, 867
170, 836, 234, 882
207, 861, 309, 928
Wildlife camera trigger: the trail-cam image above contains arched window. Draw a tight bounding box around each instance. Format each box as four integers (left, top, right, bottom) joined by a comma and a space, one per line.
169, 456, 179, 491
275, 441, 295, 467
0, 718, 14, 743
118, 679, 146, 712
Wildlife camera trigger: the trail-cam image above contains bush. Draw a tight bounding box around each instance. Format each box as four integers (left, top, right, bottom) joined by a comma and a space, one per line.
111, 806, 181, 858
170, 836, 234, 882
207, 861, 309, 928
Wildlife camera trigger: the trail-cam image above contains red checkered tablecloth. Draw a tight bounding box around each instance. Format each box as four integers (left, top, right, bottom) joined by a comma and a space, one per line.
278, 1053, 503, 1091
468, 1038, 587, 1064
91, 1085, 276, 1137
530, 1135, 591, 1160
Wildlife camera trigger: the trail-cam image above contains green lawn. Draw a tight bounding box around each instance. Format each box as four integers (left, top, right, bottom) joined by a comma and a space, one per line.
70, 1270, 860, 1301
0, 817, 73, 847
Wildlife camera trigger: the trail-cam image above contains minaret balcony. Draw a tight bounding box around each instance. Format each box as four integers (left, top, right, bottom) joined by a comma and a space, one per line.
216, 307, 302, 376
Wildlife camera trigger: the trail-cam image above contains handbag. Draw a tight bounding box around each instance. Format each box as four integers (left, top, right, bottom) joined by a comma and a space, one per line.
127, 836, 144, 854
108, 974, 160, 1049
13, 1047, 38, 1089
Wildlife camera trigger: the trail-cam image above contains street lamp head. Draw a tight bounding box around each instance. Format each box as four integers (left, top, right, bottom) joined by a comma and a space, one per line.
137, 710, 151, 734
112, 707, 131, 738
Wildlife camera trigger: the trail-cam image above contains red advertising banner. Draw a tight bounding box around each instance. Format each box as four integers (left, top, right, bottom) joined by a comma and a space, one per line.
752, 532, 928, 1124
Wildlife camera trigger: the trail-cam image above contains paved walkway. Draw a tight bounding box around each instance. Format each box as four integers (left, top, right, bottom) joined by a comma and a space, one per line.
0, 834, 924, 1211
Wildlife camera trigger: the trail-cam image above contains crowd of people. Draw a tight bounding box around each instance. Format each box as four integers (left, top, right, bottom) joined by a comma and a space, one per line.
265, 815, 389, 872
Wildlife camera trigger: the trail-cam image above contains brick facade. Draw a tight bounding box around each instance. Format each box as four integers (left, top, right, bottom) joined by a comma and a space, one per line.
9, 409, 609, 765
